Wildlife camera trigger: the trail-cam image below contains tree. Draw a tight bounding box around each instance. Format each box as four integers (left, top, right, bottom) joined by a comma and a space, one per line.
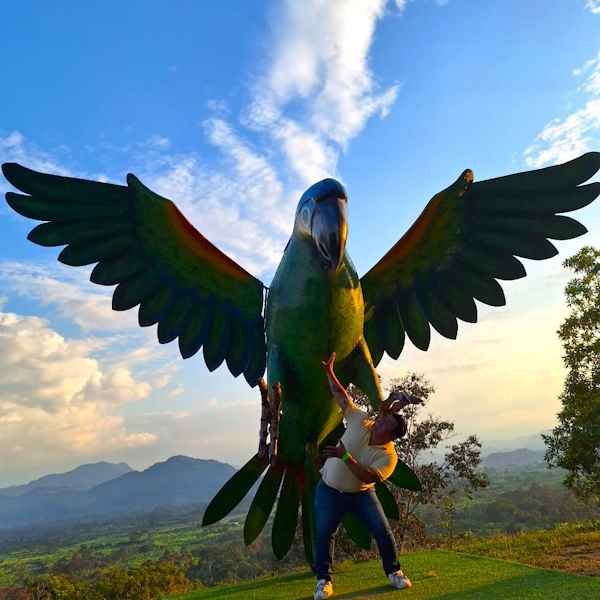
544, 245, 600, 503
350, 371, 488, 549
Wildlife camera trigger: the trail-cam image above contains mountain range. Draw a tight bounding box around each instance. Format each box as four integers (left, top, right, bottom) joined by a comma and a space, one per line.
483, 448, 547, 469
0, 456, 235, 531
0, 443, 552, 532
0, 461, 133, 497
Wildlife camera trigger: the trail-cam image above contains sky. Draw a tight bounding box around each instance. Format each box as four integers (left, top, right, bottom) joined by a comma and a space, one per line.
1, 0, 600, 486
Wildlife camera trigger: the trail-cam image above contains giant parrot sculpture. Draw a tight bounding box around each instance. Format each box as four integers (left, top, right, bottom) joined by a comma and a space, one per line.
2, 152, 600, 564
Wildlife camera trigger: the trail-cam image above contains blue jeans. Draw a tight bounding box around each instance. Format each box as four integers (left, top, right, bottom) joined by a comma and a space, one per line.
314, 479, 401, 582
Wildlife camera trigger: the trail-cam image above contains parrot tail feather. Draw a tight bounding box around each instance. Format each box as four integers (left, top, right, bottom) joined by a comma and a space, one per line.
244, 462, 285, 545
202, 451, 303, 560
201, 451, 269, 526
202, 443, 326, 566
272, 465, 301, 559
300, 441, 319, 568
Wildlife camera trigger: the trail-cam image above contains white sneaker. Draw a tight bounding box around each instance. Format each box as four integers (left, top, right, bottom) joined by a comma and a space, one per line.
388, 570, 412, 590
314, 578, 334, 599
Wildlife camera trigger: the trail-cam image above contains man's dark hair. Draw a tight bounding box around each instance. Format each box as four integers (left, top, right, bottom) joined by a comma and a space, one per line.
391, 413, 407, 440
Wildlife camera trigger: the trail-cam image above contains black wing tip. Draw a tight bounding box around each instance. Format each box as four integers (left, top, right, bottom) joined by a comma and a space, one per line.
26, 227, 48, 245
201, 511, 217, 527
2, 161, 17, 174
582, 150, 600, 163
559, 151, 600, 169
5, 191, 35, 219
179, 347, 194, 360
589, 181, 600, 194
244, 372, 263, 387
571, 151, 600, 181
2, 162, 25, 186
126, 172, 157, 197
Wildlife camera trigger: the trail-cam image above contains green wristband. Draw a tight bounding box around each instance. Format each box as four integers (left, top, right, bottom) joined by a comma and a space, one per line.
341, 451, 351, 463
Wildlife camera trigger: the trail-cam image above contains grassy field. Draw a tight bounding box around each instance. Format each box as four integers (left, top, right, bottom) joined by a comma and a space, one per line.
3, 519, 599, 594
0, 518, 241, 587
166, 550, 600, 600
455, 520, 600, 576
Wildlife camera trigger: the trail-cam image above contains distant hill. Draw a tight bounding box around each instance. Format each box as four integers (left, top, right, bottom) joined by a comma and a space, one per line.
0, 462, 133, 497
482, 431, 550, 453
483, 448, 546, 469
0, 455, 236, 531
91, 455, 236, 513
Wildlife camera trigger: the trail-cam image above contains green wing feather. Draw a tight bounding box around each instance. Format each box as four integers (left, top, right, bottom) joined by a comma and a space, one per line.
202, 452, 269, 526
244, 463, 285, 545
2, 162, 266, 385
388, 459, 422, 492
342, 511, 371, 550
301, 447, 320, 566
272, 467, 300, 559
375, 481, 400, 520
361, 152, 600, 364
301, 486, 315, 566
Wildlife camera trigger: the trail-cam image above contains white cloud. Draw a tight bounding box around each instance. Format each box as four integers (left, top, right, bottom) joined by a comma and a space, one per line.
147, 361, 179, 390
245, 0, 399, 184
2, 2, 400, 281
127, 400, 262, 469
167, 384, 185, 399
117, 1, 402, 280
378, 300, 567, 441
525, 50, 600, 167
0, 308, 157, 481
585, 0, 600, 14
0, 131, 73, 198
145, 153, 289, 276
143, 134, 171, 150
577, 51, 600, 96
0, 131, 70, 175
0, 261, 134, 332
203, 119, 285, 220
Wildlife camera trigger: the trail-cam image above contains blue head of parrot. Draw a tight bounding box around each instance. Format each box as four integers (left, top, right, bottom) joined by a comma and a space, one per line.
294, 178, 348, 273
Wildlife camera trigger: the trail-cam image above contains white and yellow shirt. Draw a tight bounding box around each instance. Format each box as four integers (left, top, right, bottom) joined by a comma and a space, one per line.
320, 402, 398, 492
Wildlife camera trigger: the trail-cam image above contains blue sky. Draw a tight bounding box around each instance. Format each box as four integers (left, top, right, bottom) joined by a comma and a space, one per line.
1, 0, 600, 485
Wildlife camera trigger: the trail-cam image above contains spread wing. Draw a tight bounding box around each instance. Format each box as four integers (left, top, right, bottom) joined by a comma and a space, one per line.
2, 162, 266, 386
360, 152, 600, 366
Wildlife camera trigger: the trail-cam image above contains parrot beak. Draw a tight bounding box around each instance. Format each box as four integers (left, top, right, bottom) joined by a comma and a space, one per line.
312, 195, 348, 272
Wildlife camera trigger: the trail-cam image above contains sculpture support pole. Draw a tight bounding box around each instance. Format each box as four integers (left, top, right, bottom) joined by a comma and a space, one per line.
258, 378, 270, 460
270, 382, 282, 465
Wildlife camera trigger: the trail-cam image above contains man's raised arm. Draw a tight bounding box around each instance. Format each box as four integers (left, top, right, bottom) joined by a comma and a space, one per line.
321, 352, 356, 414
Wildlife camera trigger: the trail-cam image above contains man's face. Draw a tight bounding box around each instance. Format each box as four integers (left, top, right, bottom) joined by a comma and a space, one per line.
371, 411, 398, 439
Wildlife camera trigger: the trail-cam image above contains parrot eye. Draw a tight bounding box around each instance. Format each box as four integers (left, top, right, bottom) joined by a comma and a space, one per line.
301, 206, 310, 225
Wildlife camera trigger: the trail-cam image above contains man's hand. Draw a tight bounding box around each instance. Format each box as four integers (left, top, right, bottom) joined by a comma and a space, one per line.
321, 440, 346, 460
321, 351, 353, 413
321, 352, 337, 375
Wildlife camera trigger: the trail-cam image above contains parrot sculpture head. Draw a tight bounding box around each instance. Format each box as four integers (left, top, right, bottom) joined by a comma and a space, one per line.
293, 177, 348, 273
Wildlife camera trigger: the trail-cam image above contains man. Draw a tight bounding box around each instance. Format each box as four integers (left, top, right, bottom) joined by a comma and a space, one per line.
314, 352, 420, 600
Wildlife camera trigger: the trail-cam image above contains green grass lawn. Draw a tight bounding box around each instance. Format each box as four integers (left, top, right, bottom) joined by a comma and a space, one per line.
166, 549, 600, 600
454, 520, 600, 576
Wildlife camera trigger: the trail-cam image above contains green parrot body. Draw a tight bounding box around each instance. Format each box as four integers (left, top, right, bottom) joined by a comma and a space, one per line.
266, 237, 365, 464
3, 152, 600, 565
